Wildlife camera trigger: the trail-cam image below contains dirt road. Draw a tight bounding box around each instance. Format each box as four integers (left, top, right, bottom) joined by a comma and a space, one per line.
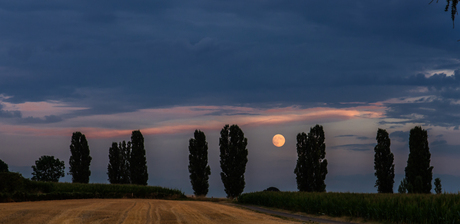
0, 199, 300, 224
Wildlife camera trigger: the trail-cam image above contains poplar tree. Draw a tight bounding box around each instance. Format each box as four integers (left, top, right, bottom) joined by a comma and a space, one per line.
119, 141, 131, 184
69, 132, 92, 183
108, 142, 122, 184
130, 130, 148, 185
294, 124, 328, 192
404, 126, 433, 193
220, 124, 248, 199
188, 130, 211, 196
108, 141, 131, 184
294, 132, 310, 191
374, 128, 395, 193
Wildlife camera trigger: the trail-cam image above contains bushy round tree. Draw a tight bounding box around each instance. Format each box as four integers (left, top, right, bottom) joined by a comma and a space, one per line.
32, 155, 65, 182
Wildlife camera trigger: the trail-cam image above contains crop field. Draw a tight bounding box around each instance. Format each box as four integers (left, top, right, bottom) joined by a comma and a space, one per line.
0, 199, 298, 224
239, 191, 460, 223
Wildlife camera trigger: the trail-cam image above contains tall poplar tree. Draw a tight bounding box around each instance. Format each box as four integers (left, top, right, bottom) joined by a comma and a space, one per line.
220, 124, 248, 199
374, 128, 395, 193
188, 130, 211, 196
294, 124, 328, 192
108, 142, 122, 184
405, 126, 433, 193
108, 141, 131, 184
120, 141, 131, 184
69, 132, 92, 183
130, 130, 148, 185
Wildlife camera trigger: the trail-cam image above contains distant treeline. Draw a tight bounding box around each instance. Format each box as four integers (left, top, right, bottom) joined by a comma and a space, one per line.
0, 172, 185, 203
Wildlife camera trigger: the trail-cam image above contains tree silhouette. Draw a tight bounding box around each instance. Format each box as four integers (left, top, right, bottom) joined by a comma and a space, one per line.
434, 177, 442, 194
108, 141, 132, 184
219, 124, 248, 199
0, 159, 8, 172
294, 124, 328, 192
69, 132, 92, 183
130, 130, 148, 185
119, 141, 131, 184
404, 126, 433, 193
108, 142, 121, 184
398, 178, 408, 193
431, 0, 459, 27
188, 130, 211, 196
32, 155, 65, 182
374, 129, 395, 193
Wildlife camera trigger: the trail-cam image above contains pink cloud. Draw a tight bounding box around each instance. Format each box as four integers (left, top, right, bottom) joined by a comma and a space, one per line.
0, 104, 386, 139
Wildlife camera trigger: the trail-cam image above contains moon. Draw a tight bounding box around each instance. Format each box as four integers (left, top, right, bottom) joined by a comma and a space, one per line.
272, 134, 285, 147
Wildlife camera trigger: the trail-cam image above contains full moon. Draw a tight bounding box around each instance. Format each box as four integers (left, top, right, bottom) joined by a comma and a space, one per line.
272, 134, 285, 147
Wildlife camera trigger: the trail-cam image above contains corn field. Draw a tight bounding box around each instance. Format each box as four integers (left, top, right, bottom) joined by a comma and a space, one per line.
238, 191, 460, 223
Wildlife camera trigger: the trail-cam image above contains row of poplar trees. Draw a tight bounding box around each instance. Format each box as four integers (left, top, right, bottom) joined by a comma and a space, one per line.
66, 130, 148, 185
188, 124, 248, 199
375, 126, 440, 194
292, 125, 439, 194
107, 130, 149, 185
187, 123, 438, 195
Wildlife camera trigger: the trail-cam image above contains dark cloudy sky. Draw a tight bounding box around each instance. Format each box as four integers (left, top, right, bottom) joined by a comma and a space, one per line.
1, 0, 460, 197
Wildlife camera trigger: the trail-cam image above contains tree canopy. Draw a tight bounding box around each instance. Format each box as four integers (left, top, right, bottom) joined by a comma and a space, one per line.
69, 132, 92, 183
188, 130, 211, 196
404, 126, 433, 193
107, 141, 131, 184
130, 130, 148, 185
32, 155, 65, 182
374, 128, 395, 193
294, 124, 328, 192
219, 124, 248, 199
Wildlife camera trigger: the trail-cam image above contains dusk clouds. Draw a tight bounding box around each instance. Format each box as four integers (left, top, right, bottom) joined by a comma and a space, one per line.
1, 0, 460, 196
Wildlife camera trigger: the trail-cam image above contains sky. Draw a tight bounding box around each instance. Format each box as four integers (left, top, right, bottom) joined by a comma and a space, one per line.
1, 0, 460, 197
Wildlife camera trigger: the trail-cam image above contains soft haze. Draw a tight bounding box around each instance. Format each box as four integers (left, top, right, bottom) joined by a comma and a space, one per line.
1, 0, 460, 197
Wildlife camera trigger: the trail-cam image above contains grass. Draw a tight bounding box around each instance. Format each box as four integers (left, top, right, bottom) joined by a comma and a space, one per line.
238, 191, 460, 223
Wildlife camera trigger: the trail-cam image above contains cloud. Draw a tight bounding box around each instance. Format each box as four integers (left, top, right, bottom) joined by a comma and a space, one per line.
390, 130, 409, 143
330, 143, 375, 152
430, 138, 460, 156
0, 99, 87, 124
20, 115, 63, 124
0, 107, 21, 118
0, 104, 384, 138
383, 97, 460, 128
0, 0, 456, 114
335, 134, 370, 140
